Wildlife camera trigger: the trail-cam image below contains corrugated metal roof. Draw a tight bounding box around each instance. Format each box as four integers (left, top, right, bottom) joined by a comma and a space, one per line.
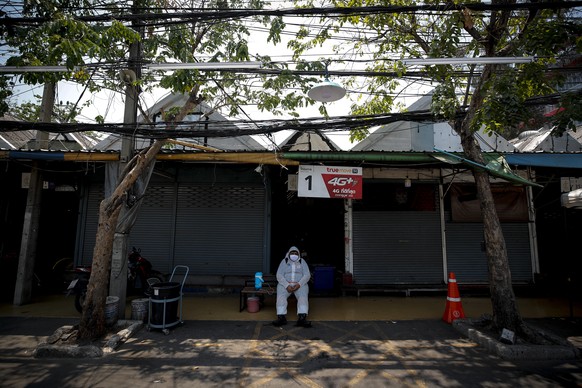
510, 127, 582, 152
279, 130, 341, 151
352, 94, 433, 152
352, 94, 515, 153
0, 129, 97, 151
90, 92, 266, 152
0, 113, 101, 151
94, 135, 264, 152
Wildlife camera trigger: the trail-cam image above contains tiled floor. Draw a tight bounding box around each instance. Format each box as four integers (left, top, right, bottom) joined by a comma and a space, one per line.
1, 292, 580, 321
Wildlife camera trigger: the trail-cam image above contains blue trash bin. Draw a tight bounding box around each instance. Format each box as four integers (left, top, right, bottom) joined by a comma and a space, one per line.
314, 266, 335, 292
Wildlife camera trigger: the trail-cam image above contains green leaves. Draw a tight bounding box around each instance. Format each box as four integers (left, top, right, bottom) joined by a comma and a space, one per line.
431, 81, 460, 120
5, 0, 580, 137
268, 17, 285, 45
6, 7, 139, 89
287, 0, 581, 142
549, 91, 582, 135
9, 95, 81, 123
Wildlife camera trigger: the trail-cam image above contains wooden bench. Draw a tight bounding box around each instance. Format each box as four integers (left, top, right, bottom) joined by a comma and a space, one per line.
343, 284, 447, 297
239, 275, 277, 312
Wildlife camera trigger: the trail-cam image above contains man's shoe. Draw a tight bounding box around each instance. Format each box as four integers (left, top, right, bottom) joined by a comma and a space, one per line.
296, 313, 312, 328
272, 315, 287, 327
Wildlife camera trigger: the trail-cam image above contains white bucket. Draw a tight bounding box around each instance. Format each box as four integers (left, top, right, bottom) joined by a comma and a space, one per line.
105, 296, 119, 326
131, 298, 149, 322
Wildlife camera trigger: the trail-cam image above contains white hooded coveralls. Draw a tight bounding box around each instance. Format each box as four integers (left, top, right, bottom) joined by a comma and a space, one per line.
275, 246, 311, 316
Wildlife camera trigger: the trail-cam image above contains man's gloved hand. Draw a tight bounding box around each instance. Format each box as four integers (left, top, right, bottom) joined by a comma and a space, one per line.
286, 284, 300, 292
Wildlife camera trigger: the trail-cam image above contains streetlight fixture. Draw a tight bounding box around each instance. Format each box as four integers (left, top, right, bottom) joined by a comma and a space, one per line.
307, 61, 346, 103
401, 57, 535, 65
143, 61, 263, 70
0, 61, 263, 73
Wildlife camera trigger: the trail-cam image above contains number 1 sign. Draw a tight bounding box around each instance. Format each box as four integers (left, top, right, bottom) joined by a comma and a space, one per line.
298, 165, 363, 199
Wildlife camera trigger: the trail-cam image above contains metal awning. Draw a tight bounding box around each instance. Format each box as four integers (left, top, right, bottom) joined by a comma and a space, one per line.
433, 148, 542, 187
505, 154, 582, 169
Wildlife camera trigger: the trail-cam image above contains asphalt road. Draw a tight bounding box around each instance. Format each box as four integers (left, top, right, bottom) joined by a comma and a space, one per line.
0, 316, 581, 387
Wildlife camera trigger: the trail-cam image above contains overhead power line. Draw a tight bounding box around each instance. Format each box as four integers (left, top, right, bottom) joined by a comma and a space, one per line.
4, 61, 573, 79
2, 2, 581, 26
0, 109, 455, 138
1, 87, 574, 138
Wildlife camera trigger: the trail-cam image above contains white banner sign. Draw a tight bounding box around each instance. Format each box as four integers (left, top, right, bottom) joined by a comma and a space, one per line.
298, 165, 363, 199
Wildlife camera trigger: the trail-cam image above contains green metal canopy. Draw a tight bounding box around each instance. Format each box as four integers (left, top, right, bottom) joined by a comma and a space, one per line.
279, 149, 542, 187
432, 148, 542, 187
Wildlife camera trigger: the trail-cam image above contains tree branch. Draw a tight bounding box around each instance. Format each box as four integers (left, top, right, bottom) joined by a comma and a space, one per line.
461, 8, 485, 44
497, 6, 539, 56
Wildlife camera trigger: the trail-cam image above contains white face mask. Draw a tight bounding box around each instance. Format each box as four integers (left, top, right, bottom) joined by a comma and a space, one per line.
289, 254, 299, 262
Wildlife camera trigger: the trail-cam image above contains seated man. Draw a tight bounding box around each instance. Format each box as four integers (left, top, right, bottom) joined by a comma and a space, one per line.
272, 246, 311, 327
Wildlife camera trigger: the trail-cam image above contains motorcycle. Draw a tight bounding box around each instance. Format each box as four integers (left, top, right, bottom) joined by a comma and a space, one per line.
126, 247, 165, 295
68, 247, 165, 313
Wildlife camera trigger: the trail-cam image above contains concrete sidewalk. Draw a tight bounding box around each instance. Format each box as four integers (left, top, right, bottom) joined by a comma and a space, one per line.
1, 316, 581, 387
1, 293, 581, 386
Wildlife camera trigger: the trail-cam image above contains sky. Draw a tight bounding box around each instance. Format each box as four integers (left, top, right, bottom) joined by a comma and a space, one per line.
58, 79, 361, 151
8, 33, 362, 150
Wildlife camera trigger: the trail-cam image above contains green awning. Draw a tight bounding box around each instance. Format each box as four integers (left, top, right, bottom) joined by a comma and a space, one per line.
433, 148, 542, 187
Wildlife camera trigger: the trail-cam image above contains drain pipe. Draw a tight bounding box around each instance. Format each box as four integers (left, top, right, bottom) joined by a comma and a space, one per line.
344, 199, 354, 278
279, 152, 436, 163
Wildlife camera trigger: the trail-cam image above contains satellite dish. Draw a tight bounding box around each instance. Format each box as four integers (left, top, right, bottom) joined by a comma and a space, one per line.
308, 79, 346, 102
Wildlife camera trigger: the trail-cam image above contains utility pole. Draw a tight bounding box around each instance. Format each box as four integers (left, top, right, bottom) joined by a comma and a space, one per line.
109, 2, 142, 318
13, 82, 54, 305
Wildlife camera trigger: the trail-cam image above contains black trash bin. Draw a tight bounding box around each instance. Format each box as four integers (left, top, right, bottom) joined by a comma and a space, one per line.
150, 282, 181, 326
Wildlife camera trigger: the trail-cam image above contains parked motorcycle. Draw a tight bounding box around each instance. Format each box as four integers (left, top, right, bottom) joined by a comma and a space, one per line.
67, 266, 91, 313
126, 247, 165, 295
68, 247, 165, 313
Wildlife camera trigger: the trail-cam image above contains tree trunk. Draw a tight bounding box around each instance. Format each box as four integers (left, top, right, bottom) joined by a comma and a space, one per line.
79, 142, 164, 339
78, 92, 203, 340
454, 117, 524, 334
78, 196, 123, 339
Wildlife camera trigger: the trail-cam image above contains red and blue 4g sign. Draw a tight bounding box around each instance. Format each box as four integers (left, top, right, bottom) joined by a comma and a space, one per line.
298, 165, 363, 199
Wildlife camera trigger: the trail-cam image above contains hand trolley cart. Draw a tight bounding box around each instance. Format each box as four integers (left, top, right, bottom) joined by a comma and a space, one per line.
148, 265, 189, 335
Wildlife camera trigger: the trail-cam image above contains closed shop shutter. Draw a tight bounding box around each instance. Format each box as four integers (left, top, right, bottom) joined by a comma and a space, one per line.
353, 211, 443, 284
79, 184, 175, 271
446, 221, 532, 283
78, 181, 266, 277
173, 184, 265, 275
128, 184, 176, 273
78, 184, 102, 266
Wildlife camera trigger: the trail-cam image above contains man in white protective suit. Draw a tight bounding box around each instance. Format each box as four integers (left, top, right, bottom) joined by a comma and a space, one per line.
272, 246, 312, 327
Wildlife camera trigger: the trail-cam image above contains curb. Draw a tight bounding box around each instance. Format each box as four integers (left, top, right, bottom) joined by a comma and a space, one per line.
452, 318, 581, 361
33, 320, 144, 358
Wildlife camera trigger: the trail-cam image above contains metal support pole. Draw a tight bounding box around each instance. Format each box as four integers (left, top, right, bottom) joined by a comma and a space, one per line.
344, 199, 353, 276
109, 5, 142, 318
13, 82, 54, 305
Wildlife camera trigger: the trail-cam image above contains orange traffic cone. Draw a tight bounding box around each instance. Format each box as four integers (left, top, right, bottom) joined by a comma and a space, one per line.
442, 272, 465, 324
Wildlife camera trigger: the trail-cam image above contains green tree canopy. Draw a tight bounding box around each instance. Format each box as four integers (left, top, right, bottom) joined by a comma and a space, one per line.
286, 0, 581, 334
2, 0, 322, 121
288, 0, 581, 139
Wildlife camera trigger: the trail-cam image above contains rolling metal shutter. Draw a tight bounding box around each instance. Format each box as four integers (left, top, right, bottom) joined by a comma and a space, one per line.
78, 181, 266, 276
446, 221, 533, 283
78, 184, 176, 271
353, 211, 443, 284
128, 184, 176, 273
173, 184, 265, 275
78, 183, 102, 266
